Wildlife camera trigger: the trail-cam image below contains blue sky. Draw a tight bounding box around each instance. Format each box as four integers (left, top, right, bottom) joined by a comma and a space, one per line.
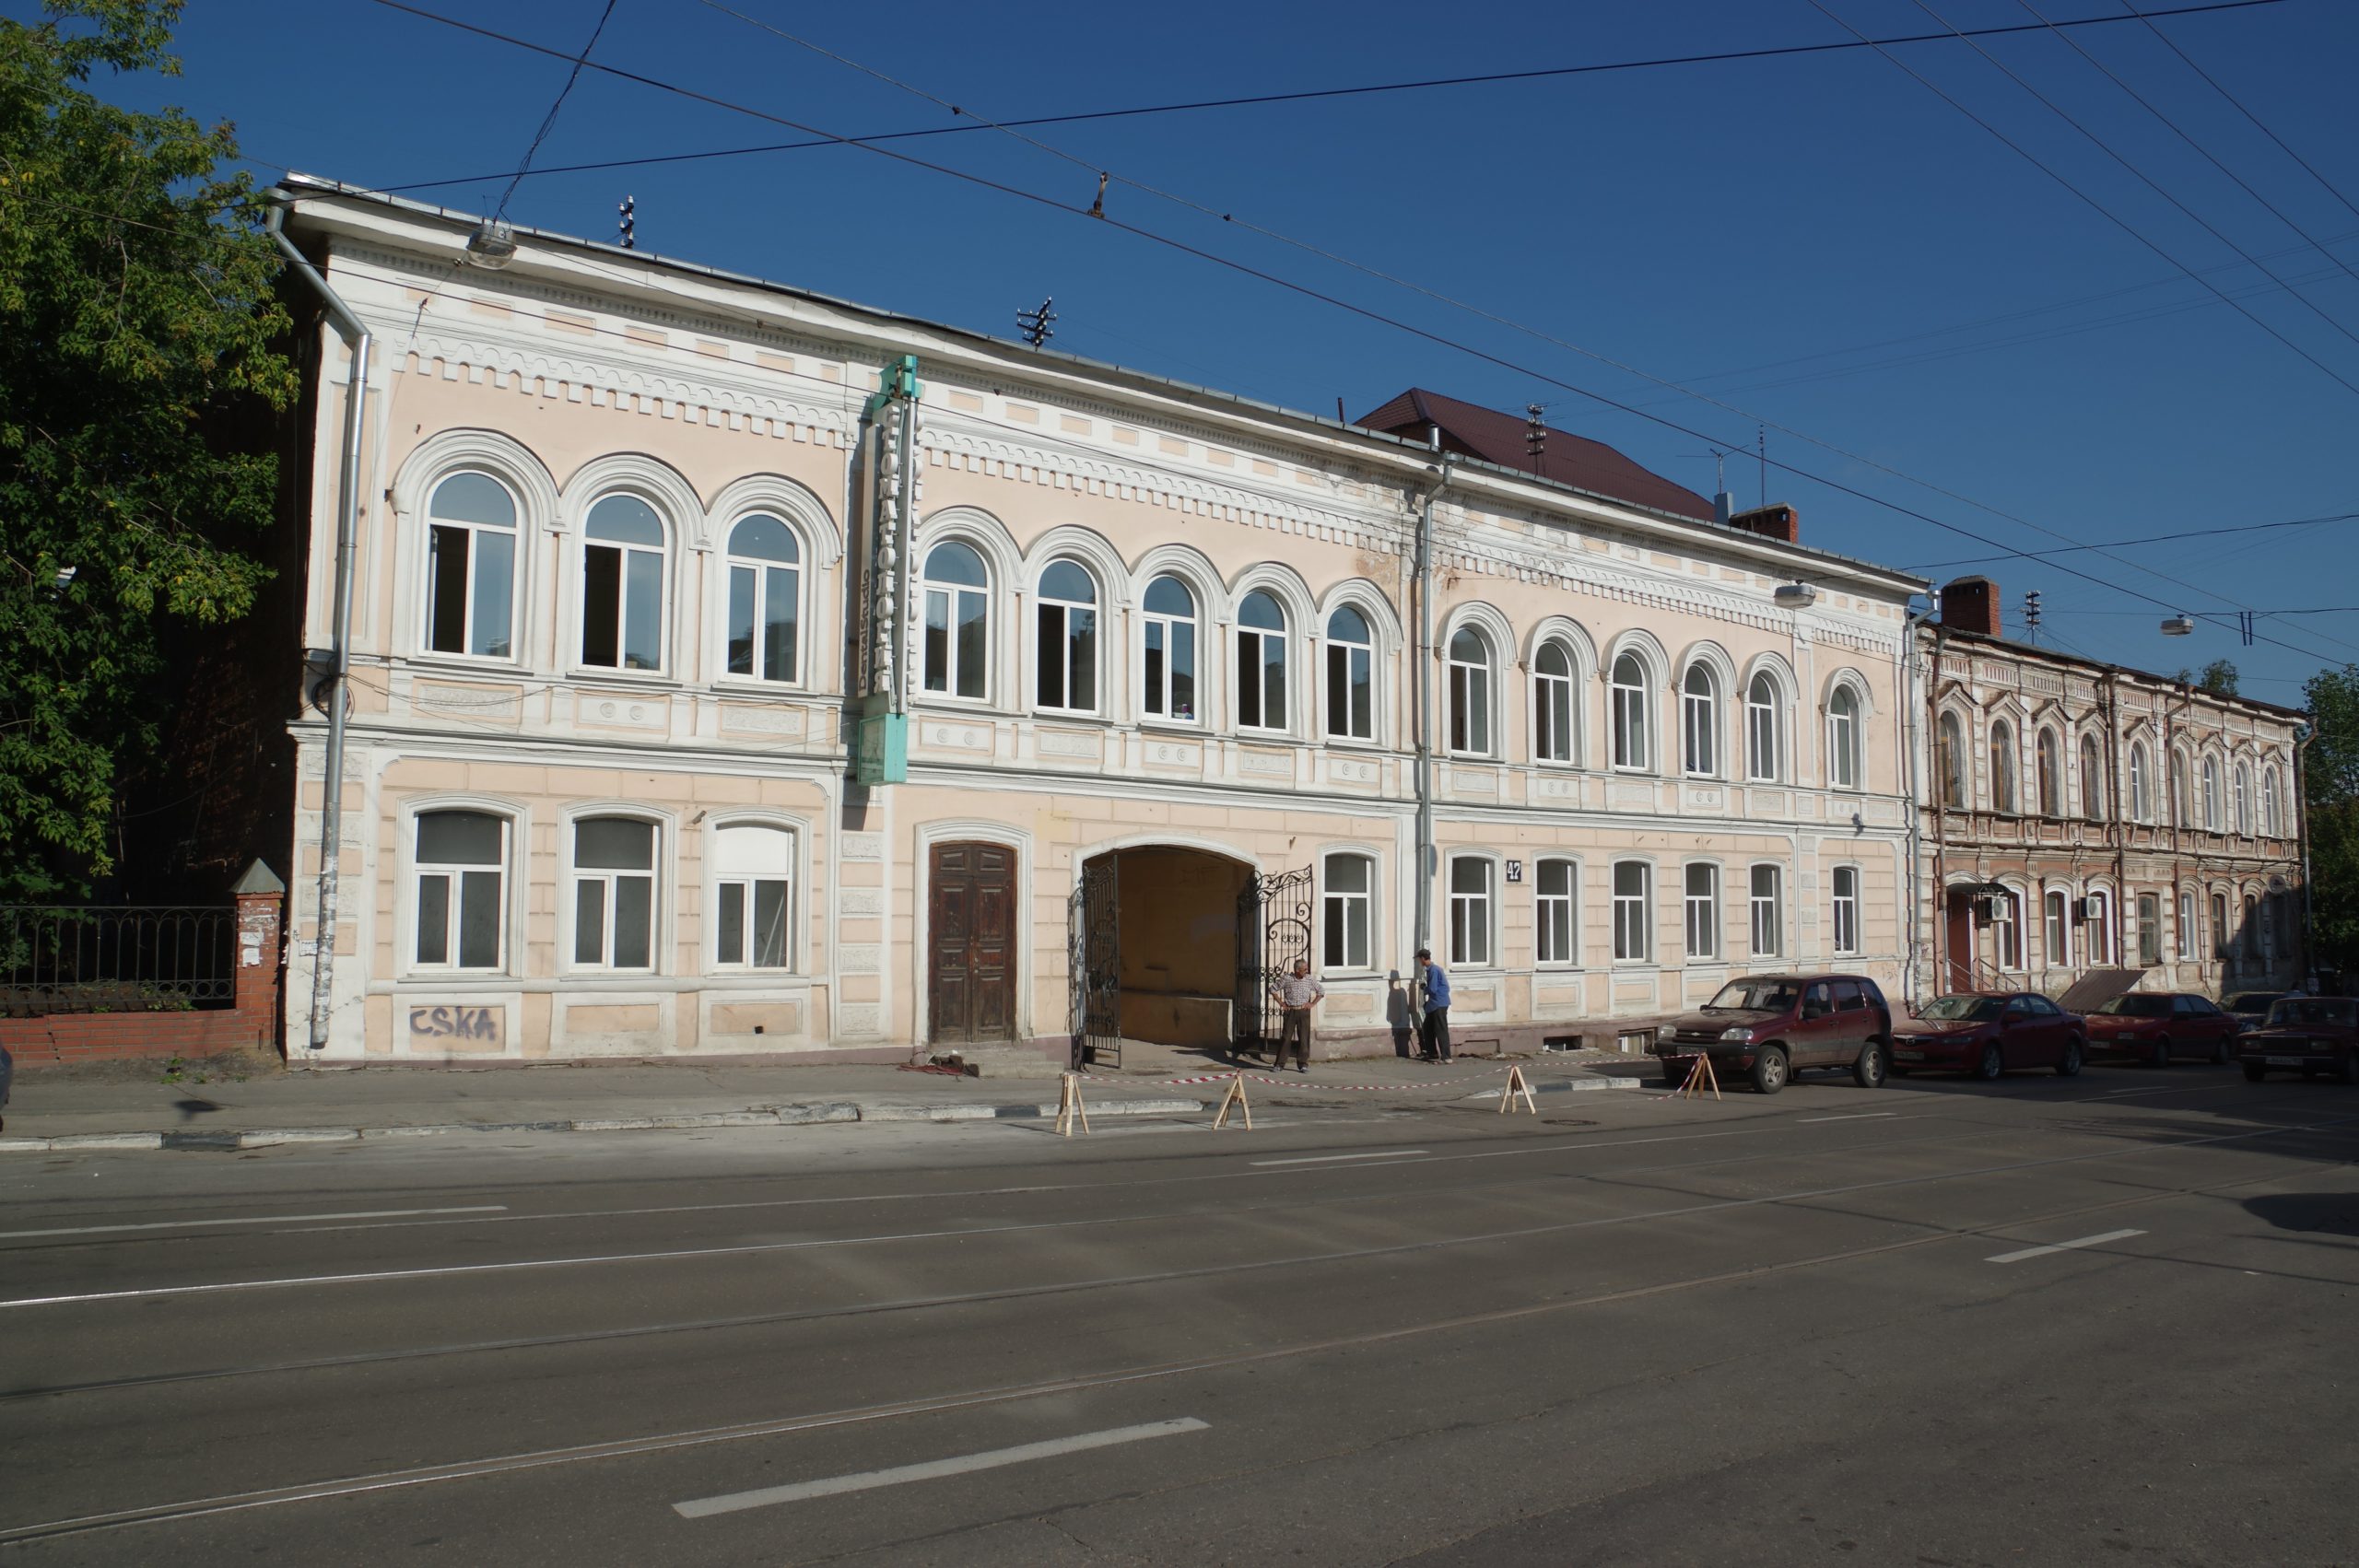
42, 0, 2359, 698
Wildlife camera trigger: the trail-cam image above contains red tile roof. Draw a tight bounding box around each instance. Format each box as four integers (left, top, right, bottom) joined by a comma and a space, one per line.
1356, 387, 1716, 523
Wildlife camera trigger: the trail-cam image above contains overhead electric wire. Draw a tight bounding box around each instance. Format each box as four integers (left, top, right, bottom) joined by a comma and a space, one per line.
353, 0, 2354, 671
1907, 509, 2359, 570
2125, 1, 2359, 229
489, 0, 617, 223
2013, 0, 2359, 291
365, 0, 2288, 195
1802, 0, 2359, 403
695, 0, 2358, 659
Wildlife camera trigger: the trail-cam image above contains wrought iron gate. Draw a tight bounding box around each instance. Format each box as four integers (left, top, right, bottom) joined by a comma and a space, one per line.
1234, 865, 1314, 1057
1067, 857, 1121, 1069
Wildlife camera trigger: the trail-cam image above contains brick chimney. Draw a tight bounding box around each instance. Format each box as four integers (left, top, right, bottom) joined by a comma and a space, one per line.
1728, 502, 1798, 544
1940, 576, 2002, 637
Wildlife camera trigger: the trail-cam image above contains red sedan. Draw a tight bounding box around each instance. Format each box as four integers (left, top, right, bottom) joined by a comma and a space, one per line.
1890, 992, 2086, 1080
2083, 992, 2242, 1067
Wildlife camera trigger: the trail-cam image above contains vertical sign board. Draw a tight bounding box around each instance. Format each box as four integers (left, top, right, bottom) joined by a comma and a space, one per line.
856, 709, 908, 786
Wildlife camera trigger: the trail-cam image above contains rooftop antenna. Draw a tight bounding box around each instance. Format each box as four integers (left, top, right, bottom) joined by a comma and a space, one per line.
1684, 449, 1734, 526
1757, 426, 1767, 508
2023, 590, 2042, 646
1016, 297, 1056, 348
616, 194, 634, 251
1525, 404, 1547, 472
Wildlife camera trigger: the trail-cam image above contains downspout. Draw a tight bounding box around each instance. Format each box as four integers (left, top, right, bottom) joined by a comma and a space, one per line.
1412, 431, 1453, 958
1901, 608, 1929, 1008
2103, 671, 2127, 967
2162, 686, 2193, 979
266, 200, 372, 1053
1928, 621, 1948, 994
2295, 720, 2318, 988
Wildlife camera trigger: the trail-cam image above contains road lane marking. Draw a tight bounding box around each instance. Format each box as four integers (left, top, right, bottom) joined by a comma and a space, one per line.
672, 1418, 1210, 1518
1250, 1150, 1429, 1166
1797, 1114, 1900, 1124
1987, 1228, 2147, 1263
0, 1206, 507, 1241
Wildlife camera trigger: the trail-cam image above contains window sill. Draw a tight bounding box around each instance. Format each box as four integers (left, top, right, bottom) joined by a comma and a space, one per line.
405, 653, 525, 677
568, 669, 685, 694
711, 678, 816, 699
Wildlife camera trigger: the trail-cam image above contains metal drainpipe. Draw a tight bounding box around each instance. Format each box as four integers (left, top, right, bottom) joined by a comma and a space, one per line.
1928, 623, 1948, 993
2163, 687, 2192, 978
1900, 610, 1929, 1008
266, 200, 372, 1053
2104, 671, 2127, 966
1412, 434, 1452, 958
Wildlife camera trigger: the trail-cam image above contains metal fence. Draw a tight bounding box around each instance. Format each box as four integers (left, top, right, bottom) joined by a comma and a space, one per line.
0, 907, 237, 1016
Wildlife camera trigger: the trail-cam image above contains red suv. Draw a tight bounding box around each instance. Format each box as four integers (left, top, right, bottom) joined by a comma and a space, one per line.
1651, 974, 1894, 1095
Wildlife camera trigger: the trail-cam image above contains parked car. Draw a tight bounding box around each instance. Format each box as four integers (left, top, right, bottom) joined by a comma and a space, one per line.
2083, 992, 2243, 1067
1890, 992, 2085, 1080
2236, 996, 2359, 1083
2224, 991, 2294, 1031
1650, 974, 1893, 1095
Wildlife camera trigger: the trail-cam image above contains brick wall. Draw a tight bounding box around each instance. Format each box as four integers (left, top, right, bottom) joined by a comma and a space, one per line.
1, 889, 283, 1067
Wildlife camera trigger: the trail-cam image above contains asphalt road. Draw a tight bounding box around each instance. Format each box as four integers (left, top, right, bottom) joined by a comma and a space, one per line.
3, 1062, 2354, 1566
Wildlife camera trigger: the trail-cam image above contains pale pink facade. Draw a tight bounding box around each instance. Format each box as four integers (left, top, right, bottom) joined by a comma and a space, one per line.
276, 180, 1924, 1065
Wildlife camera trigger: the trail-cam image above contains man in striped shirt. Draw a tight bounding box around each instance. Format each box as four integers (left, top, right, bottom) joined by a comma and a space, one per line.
1268, 959, 1324, 1071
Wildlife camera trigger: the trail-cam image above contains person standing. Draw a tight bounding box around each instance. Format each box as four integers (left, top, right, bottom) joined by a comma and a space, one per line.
1414, 947, 1452, 1061
1268, 958, 1324, 1072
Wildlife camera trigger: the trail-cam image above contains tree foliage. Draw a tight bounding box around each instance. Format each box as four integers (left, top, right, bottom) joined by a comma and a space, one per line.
2171, 660, 2240, 697
2302, 665, 2359, 974
0, 0, 293, 899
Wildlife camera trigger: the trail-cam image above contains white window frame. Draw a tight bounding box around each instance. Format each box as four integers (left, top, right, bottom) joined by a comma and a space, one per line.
1324, 603, 1376, 742
2201, 757, 2222, 831
2263, 766, 2283, 837
1613, 860, 1652, 963
711, 821, 796, 971
2083, 888, 2114, 965
1446, 626, 1494, 757
2171, 750, 2191, 828
577, 492, 671, 674
1321, 851, 1375, 973
1536, 858, 1578, 966
1236, 589, 1290, 733
2130, 743, 2151, 823
2211, 890, 2230, 959
2177, 889, 2196, 963
411, 808, 511, 973
1141, 574, 1201, 725
921, 539, 992, 704
1745, 673, 1780, 783
1681, 665, 1719, 778
1992, 889, 2022, 969
1831, 865, 1861, 956
1533, 641, 1577, 765
422, 470, 522, 663
1610, 655, 1650, 772
1035, 558, 1100, 717
1826, 685, 1861, 790
2234, 763, 2252, 836
1447, 854, 1496, 968
720, 512, 804, 687
568, 814, 662, 973
1749, 863, 1782, 958
1990, 720, 2018, 814
2045, 889, 2070, 968
1684, 862, 1720, 960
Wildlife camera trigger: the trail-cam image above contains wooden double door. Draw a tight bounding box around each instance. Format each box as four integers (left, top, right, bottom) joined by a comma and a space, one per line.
928, 841, 1015, 1044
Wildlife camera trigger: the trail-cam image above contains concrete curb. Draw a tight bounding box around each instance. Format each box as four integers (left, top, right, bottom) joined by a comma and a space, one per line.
1458, 1077, 1652, 1102
0, 1094, 1215, 1153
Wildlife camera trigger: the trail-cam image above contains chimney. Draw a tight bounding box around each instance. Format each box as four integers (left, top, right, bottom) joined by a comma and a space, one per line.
1728, 502, 1798, 544
1714, 490, 1733, 527
1940, 576, 2002, 637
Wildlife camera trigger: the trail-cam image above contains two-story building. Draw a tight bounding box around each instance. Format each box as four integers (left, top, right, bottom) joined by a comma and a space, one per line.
265, 175, 1926, 1066
1917, 576, 2308, 1004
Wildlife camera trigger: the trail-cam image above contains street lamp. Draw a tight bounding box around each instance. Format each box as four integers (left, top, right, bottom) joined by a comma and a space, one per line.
2161, 614, 2194, 637
464, 220, 517, 269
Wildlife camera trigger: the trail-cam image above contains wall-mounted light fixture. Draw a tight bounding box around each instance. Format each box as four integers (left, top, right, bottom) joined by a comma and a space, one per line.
464, 220, 517, 269
1774, 582, 1818, 609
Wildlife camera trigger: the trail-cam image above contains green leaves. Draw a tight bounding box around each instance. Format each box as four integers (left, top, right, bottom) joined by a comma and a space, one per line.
0, 0, 294, 898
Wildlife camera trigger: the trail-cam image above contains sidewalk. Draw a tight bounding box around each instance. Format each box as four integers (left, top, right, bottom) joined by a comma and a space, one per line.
0, 1048, 1653, 1153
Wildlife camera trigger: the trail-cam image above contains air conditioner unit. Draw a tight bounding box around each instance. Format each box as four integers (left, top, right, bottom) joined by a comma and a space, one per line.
2071, 897, 2093, 921
1975, 894, 2009, 920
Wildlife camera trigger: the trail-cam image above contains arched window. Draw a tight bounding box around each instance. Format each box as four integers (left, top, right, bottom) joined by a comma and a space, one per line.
1447, 626, 1493, 755
425, 471, 518, 659
1826, 685, 1860, 790
1325, 605, 1374, 740
723, 514, 801, 684
413, 809, 508, 969
712, 824, 793, 969
2036, 729, 2060, 816
1036, 559, 1099, 714
2080, 734, 2102, 820
2129, 742, 2150, 823
1610, 653, 1650, 771
1141, 575, 1198, 722
2211, 891, 2230, 958
1938, 713, 1966, 807
1237, 590, 1287, 731
2083, 889, 2113, 965
2242, 893, 2261, 959
921, 541, 990, 700
2201, 757, 2222, 831
571, 816, 658, 970
1830, 866, 1860, 955
1991, 889, 2022, 969
2263, 766, 2283, 837
2045, 890, 2069, 968
1990, 720, 2018, 813
1534, 641, 1577, 764
2234, 762, 2252, 836
1321, 851, 1374, 970
1681, 665, 1718, 777
1745, 673, 1779, 781
581, 493, 668, 672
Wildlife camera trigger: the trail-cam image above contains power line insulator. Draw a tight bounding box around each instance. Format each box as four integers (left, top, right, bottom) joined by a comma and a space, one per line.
617, 195, 635, 251
1016, 297, 1056, 348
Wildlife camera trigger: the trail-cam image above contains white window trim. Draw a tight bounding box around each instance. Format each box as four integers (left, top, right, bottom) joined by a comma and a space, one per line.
1610, 659, 1653, 774
1747, 861, 1783, 959
1681, 667, 1720, 780
707, 814, 806, 973
1138, 575, 1203, 728
918, 537, 998, 708
1830, 864, 1862, 957
1445, 852, 1499, 970
1445, 626, 1497, 759
559, 807, 673, 977
1534, 856, 1580, 968
1319, 848, 1380, 976
1532, 641, 1580, 767
398, 798, 523, 980
1683, 860, 1723, 962
1611, 858, 1654, 965
712, 513, 812, 692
